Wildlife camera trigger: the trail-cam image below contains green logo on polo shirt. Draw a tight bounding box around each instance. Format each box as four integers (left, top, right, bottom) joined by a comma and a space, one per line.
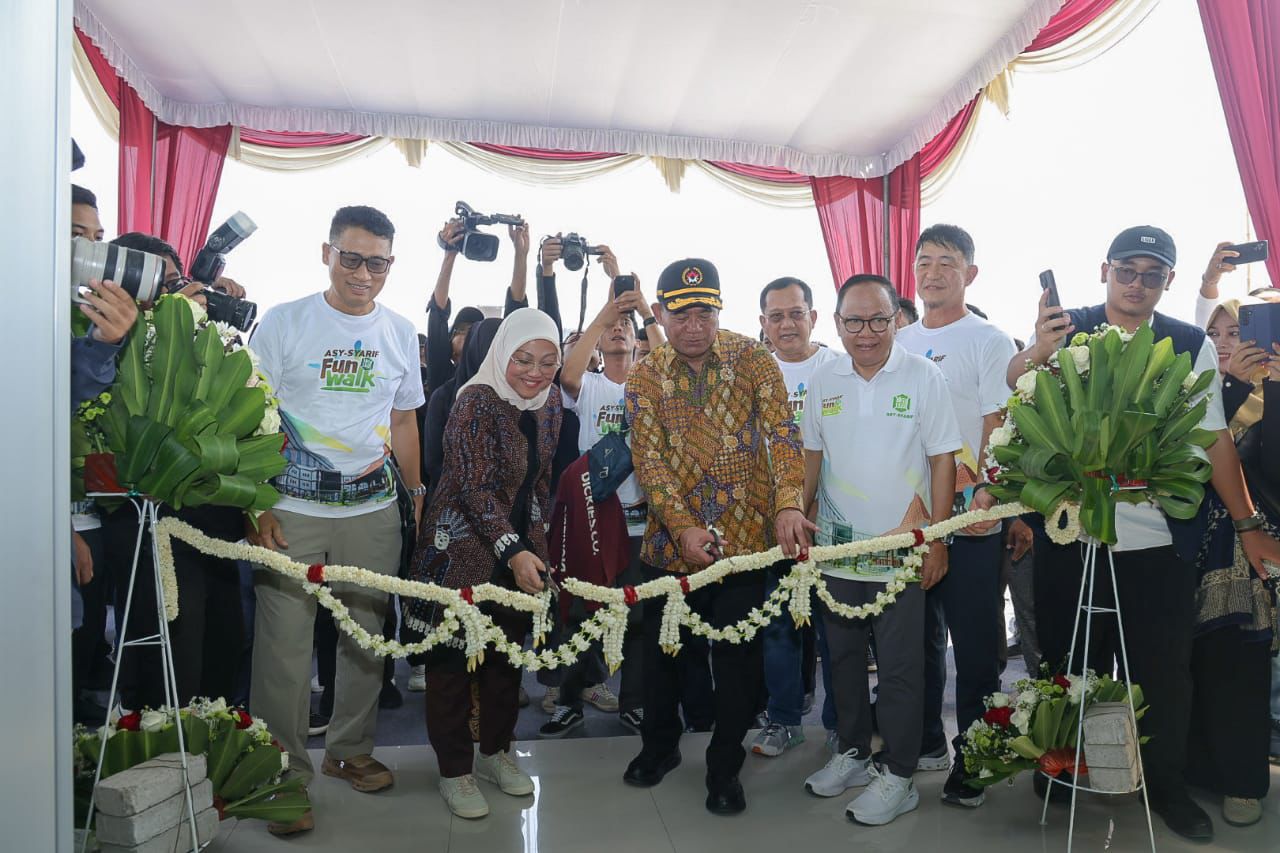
892, 394, 911, 413
821, 395, 844, 417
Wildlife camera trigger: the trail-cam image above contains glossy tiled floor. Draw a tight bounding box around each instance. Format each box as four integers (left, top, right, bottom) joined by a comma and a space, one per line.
208, 730, 1279, 853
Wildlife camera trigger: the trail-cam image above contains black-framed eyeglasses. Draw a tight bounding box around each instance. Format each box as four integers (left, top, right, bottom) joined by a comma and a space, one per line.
160, 275, 192, 294
329, 245, 393, 274
837, 309, 898, 334
1109, 264, 1168, 290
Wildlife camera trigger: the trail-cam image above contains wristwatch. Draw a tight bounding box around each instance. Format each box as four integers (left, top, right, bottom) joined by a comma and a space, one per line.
407, 484, 428, 498
1233, 512, 1266, 534
642, 316, 657, 328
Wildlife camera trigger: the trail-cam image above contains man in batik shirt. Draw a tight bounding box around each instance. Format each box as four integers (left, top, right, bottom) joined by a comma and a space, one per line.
622, 258, 813, 816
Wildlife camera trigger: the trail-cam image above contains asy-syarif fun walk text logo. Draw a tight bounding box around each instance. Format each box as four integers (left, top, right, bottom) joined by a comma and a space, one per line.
318, 339, 380, 393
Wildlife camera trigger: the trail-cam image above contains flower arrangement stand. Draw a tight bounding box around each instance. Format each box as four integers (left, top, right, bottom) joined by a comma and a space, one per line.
80, 496, 204, 853
1039, 537, 1156, 852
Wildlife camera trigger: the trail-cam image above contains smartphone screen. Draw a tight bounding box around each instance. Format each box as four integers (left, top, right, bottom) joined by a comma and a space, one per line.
1239, 302, 1280, 353
613, 275, 636, 298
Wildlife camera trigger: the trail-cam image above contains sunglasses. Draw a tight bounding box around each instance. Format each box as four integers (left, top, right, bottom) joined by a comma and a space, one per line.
1109, 264, 1168, 290
329, 245, 393, 275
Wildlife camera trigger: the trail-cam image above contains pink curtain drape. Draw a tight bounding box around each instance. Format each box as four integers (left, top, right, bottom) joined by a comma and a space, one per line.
1198, 0, 1280, 285
808, 156, 922, 297
808, 0, 1120, 296
78, 28, 232, 267
238, 129, 366, 148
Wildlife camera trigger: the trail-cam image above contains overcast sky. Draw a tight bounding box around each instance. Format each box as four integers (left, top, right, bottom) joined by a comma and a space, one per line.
71, 0, 1270, 346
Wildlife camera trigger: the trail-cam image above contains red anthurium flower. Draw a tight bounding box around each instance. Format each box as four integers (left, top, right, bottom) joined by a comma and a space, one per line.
235, 710, 253, 729
118, 711, 142, 731
1053, 674, 1071, 691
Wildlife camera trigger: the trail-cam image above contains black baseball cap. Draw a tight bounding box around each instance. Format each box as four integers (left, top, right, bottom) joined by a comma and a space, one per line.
1107, 226, 1176, 268
656, 258, 722, 311
450, 306, 485, 335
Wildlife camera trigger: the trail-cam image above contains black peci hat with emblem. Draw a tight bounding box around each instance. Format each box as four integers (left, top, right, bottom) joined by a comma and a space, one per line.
656, 258, 722, 312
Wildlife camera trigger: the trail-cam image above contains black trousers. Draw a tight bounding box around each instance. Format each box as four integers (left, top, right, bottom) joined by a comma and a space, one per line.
103, 509, 244, 708
72, 528, 111, 694
639, 563, 764, 779
1186, 627, 1272, 799
1033, 540, 1195, 797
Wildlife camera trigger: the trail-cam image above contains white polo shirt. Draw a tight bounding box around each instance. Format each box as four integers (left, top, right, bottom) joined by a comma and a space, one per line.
801, 344, 962, 581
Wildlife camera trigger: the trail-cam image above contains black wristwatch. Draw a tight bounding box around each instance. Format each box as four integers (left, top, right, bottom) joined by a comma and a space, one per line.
642, 316, 657, 328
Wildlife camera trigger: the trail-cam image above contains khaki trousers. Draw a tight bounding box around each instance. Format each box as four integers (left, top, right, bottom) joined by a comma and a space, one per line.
250, 504, 401, 782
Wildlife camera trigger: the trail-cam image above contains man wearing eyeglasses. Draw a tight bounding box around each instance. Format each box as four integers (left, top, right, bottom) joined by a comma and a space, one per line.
246, 205, 426, 836
895, 225, 1018, 809
1006, 225, 1280, 842
622, 258, 812, 815
751, 277, 839, 760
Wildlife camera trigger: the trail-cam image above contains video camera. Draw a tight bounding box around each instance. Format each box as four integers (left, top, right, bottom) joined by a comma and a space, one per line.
437, 201, 524, 262
189, 212, 258, 330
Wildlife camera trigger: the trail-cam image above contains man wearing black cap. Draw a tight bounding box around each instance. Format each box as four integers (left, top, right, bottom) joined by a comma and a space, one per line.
1006, 226, 1280, 841
622, 258, 814, 815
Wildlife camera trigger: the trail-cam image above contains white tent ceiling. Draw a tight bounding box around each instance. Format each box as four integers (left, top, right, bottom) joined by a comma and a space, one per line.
75, 0, 1062, 178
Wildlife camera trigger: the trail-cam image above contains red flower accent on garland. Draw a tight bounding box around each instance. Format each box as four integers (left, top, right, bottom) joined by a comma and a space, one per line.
623, 586, 638, 606
235, 710, 253, 730
986, 466, 1002, 485
679, 576, 691, 595
306, 563, 325, 583
117, 711, 142, 731
460, 587, 474, 605
983, 706, 1013, 728
910, 529, 926, 547
797, 548, 810, 562
1053, 674, 1072, 692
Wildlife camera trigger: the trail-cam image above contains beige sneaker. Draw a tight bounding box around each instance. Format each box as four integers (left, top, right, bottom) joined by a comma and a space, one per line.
583, 683, 620, 712
475, 749, 534, 796
439, 774, 489, 819
1223, 796, 1262, 827
541, 686, 560, 714
321, 753, 394, 793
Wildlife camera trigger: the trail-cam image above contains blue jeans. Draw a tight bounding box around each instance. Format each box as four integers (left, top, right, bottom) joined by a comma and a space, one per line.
762, 563, 804, 725
922, 533, 1004, 756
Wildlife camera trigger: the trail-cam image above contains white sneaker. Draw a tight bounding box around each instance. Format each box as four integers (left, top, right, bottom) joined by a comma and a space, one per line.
541, 687, 560, 714
439, 774, 489, 819
916, 743, 951, 771
846, 765, 919, 826
407, 665, 426, 692
582, 683, 620, 712
752, 722, 805, 756
805, 748, 871, 797
474, 749, 534, 796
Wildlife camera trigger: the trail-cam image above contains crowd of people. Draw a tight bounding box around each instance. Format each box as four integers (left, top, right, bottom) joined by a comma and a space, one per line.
68, 183, 1280, 842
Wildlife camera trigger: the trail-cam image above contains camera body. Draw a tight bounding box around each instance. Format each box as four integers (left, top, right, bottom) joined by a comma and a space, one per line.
440, 201, 524, 262
559, 232, 603, 271
190, 212, 259, 330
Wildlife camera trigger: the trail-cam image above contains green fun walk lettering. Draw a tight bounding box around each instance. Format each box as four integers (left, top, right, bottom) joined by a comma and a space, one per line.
320, 349, 378, 393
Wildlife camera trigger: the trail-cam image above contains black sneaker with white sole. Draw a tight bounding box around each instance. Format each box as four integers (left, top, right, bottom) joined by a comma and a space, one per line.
308, 713, 330, 736
539, 706, 585, 739
620, 708, 644, 734
940, 761, 984, 808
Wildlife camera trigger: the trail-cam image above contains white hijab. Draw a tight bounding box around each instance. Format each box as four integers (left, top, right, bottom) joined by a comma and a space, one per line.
458, 307, 561, 411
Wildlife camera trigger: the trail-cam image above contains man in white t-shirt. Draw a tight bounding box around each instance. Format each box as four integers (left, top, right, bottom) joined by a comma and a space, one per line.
752, 277, 840, 758
1007, 225, 1280, 843
246, 206, 426, 836
538, 274, 664, 737
800, 275, 960, 827
896, 224, 1019, 807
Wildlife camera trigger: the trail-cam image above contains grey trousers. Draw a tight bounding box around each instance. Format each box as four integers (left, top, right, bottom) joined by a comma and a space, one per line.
250, 504, 401, 782
821, 575, 924, 779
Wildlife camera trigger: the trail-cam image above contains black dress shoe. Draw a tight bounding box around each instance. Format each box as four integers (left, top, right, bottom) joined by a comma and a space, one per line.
623, 750, 681, 787
1151, 790, 1213, 842
705, 774, 746, 815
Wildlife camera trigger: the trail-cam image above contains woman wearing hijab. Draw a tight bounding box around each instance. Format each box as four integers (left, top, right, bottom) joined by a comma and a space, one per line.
1186, 299, 1279, 828
405, 308, 563, 819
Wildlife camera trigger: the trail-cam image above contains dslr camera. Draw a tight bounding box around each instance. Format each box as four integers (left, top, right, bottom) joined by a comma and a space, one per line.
437, 201, 524, 262
189, 212, 259, 330
558, 233, 604, 271
71, 237, 165, 304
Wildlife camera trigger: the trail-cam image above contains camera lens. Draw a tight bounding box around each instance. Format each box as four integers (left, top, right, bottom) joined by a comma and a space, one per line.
71, 237, 164, 303
561, 237, 586, 271
202, 289, 259, 331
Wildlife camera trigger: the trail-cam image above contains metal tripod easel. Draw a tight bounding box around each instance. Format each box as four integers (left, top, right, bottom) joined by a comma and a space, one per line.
80, 496, 203, 853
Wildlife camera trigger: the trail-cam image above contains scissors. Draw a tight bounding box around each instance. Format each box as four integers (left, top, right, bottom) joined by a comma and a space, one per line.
702, 525, 726, 559
542, 567, 562, 597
